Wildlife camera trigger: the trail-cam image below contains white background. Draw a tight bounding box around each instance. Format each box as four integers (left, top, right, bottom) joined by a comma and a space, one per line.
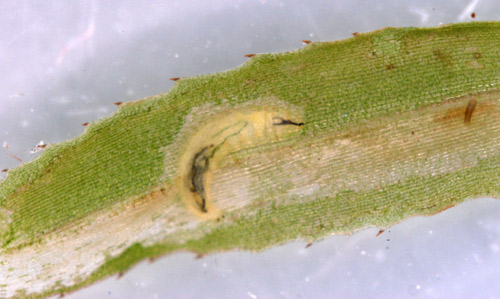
0, 1, 499, 298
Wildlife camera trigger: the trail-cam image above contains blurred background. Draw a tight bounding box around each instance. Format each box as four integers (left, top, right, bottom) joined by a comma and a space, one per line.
1, 1, 499, 298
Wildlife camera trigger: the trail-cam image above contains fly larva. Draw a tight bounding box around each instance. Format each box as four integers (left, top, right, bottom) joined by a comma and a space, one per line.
188, 145, 215, 213
113, 102, 123, 106
464, 99, 477, 124
244, 54, 256, 58
169, 77, 180, 81
302, 40, 312, 44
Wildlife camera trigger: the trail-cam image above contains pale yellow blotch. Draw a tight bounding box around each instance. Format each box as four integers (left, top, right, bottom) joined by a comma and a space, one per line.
176, 105, 304, 220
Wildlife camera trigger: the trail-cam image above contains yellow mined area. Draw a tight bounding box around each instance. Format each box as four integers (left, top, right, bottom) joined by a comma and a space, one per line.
175, 105, 304, 219
174, 91, 500, 221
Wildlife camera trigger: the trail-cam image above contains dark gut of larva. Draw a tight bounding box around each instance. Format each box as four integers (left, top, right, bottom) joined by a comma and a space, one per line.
188, 145, 214, 213
272, 117, 305, 127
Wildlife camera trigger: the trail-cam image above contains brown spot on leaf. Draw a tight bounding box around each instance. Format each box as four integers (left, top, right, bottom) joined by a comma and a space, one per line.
433, 49, 452, 65
467, 60, 484, 69
434, 96, 494, 125
436, 106, 466, 123
387, 64, 393, 70
464, 99, 477, 124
